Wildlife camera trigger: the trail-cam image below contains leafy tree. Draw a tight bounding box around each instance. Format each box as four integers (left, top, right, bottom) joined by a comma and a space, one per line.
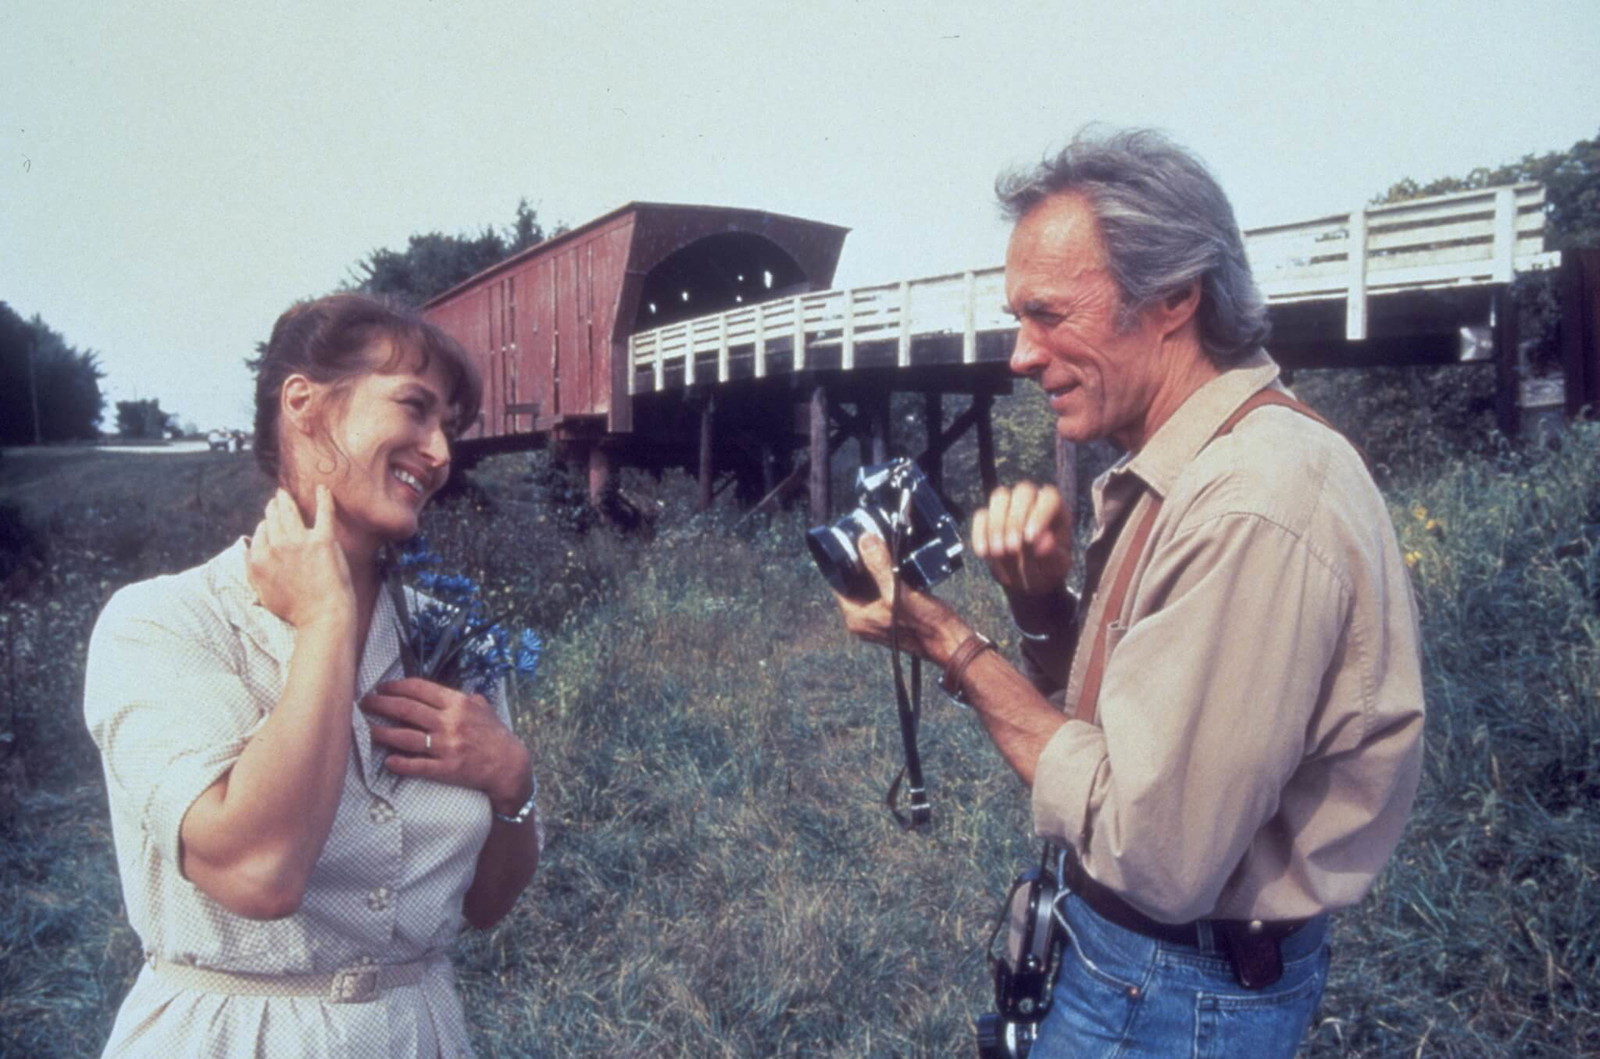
0, 301, 105, 444
1376, 127, 1600, 250
1376, 127, 1600, 377
508, 196, 548, 255
1292, 128, 1600, 468
352, 228, 511, 308
348, 198, 561, 308
115, 398, 173, 440
243, 339, 267, 379
245, 199, 564, 383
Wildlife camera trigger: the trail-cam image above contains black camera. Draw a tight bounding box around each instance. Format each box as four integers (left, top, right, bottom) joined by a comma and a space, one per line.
806, 458, 964, 600
975, 855, 1067, 1059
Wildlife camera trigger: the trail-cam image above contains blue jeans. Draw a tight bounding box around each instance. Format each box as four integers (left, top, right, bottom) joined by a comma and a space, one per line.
1029, 894, 1330, 1059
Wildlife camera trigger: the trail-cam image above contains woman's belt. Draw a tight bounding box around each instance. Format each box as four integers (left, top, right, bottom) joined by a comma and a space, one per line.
146, 953, 437, 1004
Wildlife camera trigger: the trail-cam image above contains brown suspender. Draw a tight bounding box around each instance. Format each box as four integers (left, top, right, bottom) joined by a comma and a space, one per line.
1070, 389, 1336, 725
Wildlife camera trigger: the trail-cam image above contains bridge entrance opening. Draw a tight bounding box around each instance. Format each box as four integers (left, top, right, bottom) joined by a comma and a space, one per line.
632, 232, 809, 332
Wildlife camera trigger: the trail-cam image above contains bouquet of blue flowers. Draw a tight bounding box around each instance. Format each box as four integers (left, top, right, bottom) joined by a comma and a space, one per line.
384, 537, 541, 695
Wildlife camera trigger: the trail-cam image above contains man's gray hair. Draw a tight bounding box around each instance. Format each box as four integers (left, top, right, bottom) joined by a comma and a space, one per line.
996, 127, 1269, 364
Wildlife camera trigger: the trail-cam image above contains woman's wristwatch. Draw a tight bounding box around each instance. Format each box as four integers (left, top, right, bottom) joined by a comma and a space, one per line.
492, 776, 540, 825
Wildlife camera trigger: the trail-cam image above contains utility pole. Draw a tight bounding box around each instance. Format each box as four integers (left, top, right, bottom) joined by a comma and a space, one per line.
26, 339, 42, 445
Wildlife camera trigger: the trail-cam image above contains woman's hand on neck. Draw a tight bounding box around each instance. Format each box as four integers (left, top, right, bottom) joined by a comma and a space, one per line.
247, 486, 359, 633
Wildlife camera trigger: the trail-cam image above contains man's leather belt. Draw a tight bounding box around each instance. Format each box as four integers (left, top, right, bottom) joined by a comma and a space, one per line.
1060, 853, 1307, 948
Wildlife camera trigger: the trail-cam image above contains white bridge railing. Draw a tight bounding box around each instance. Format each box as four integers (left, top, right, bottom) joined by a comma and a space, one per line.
629, 183, 1557, 394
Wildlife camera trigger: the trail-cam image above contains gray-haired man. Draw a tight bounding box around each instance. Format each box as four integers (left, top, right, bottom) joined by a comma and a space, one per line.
834, 128, 1424, 1056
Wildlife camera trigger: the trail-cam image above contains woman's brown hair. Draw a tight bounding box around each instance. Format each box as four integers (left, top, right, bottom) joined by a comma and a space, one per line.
253, 293, 483, 482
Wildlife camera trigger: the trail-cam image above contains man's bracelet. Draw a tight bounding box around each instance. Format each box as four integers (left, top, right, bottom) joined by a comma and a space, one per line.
939, 632, 998, 706
492, 775, 540, 825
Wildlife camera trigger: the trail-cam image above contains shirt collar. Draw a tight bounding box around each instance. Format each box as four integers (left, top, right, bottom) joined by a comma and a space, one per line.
208, 536, 402, 685
208, 537, 297, 664
208, 536, 407, 792
1114, 349, 1281, 498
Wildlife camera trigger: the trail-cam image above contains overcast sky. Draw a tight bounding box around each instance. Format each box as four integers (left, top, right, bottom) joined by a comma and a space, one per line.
4, 0, 1597, 431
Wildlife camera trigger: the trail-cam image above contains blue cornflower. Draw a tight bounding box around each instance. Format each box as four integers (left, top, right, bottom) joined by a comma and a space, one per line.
396, 536, 442, 571
514, 629, 543, 680
384, 543, 542, 696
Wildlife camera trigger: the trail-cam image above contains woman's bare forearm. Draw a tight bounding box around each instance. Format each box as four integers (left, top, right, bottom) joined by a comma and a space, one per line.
179, 609, 360, 918
463, 774, 542, 929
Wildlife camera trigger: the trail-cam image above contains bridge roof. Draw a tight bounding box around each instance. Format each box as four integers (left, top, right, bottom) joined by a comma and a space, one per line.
424, 201, 851, 309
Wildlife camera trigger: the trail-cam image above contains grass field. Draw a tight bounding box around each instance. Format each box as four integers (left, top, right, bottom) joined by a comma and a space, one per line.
2, 425, 1597, 1057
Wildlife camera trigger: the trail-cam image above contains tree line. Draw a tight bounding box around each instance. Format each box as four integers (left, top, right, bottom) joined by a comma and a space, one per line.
0, 303, 104, 445
0, 304, 187, 445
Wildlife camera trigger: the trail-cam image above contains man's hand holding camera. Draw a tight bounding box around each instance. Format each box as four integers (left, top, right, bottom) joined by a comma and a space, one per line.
832, 480, 1073, 661
826, 479, 1076, 789
832, 531, 971, 667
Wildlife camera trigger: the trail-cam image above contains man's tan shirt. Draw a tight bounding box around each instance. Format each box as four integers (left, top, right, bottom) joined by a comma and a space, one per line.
1029, 351, 1425, 924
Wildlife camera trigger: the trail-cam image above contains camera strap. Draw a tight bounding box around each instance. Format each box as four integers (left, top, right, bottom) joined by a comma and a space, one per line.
885, 649, 931, 829
1072, 387, 1349, 726
885, 500, 933, 830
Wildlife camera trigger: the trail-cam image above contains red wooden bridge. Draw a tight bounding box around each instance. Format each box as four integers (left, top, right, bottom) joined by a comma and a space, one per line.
424, 185, 1584, 516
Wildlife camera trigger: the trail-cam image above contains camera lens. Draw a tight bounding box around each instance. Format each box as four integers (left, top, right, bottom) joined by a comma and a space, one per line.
806, 524, 862, 595
974, 1013, 1006, 1058
806, 511, 881, 599
974, 1013, 1033, 1059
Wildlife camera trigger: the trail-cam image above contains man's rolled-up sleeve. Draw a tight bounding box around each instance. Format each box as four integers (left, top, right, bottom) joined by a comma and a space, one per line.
1030, 510, 1350, 923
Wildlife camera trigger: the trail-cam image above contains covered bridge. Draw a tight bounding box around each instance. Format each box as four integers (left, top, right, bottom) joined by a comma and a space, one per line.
424, 201, 848, 499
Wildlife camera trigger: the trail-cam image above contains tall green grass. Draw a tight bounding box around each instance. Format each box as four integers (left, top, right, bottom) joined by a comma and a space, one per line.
2, 425, 1598, 1056
1309, 427, 1600, 1057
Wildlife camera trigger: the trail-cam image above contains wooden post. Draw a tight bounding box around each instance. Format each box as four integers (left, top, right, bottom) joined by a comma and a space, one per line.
1055, 436, 1077, 519
794, 295, 808, 372
762, 441, 779, 495
809, 382, 830, 520
1561, 249, 1600, 418
897, 280, 912, 367
922, 391, 944, 493
975, 392, 997, 496
1492, 285, 1521, 438
587, 443, 612, 507
717, 313, 730, 383
842, 289, 856, 371
684, 321, 696, 387
1345, 207, 1369, 341
962, 271, 978, 363
1491, 186, 1517, 284
754, 301, 768, 379
869, 389, 891, 464
698, 391, 716, 511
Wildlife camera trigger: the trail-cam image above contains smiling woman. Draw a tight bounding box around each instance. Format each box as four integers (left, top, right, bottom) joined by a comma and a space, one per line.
82, 293, 543, 1058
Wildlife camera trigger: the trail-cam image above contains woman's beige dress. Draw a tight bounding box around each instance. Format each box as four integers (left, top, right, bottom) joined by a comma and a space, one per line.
85, 540, 527, 1058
